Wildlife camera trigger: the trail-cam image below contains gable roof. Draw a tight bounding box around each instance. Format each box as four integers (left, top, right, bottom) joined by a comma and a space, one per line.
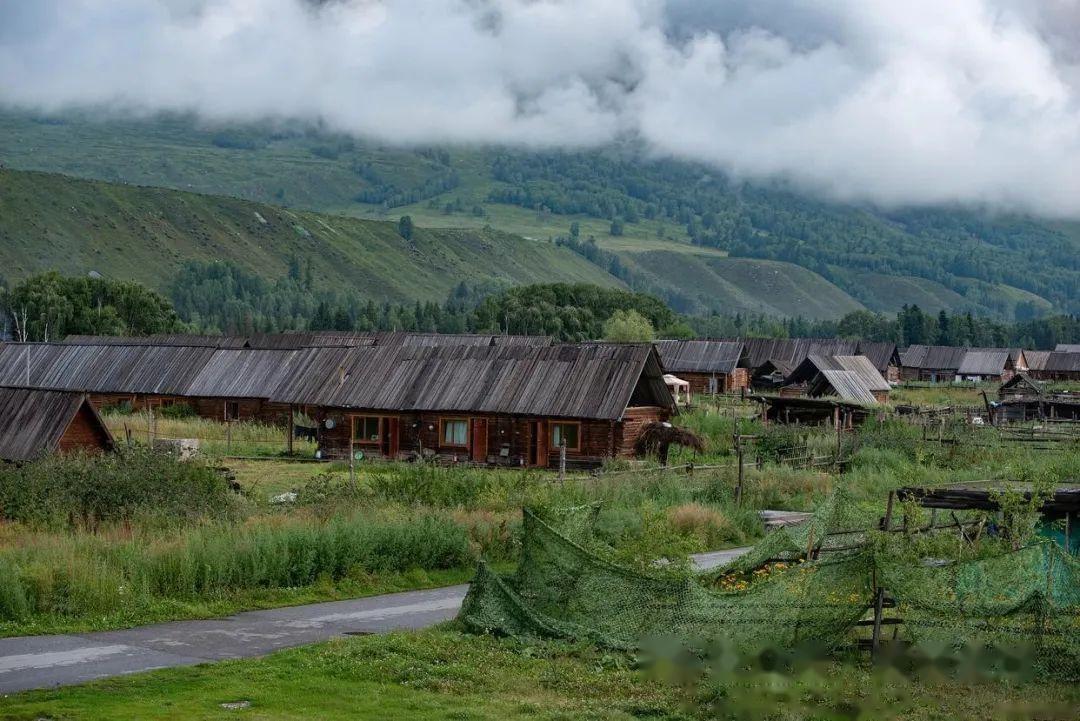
1025, 350, 1052, 371
957, 350, 1011, 376
270, 343, 672, 420
654, 340, 743, 374
1055, 344, 1080, 353
999, 373, 1044, 395
0, 387, 113, 462
808, 370, 879, 405
855, 341, 900, 373
735, 338, 859, 370
1044, 351, 1080, 373
900, 345, 967, 370
832, 355, 891, 391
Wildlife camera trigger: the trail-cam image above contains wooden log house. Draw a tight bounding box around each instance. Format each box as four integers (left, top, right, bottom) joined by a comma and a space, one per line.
653, 340, 747, 396
270, 343, 675, 469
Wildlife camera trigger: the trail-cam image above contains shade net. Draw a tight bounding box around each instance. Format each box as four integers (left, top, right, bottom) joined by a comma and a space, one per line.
459, 500, 1080, 678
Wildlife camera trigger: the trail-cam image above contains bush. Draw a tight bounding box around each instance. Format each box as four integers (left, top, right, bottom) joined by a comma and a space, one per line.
158, 402, 196, 419
0, 448, 241, 530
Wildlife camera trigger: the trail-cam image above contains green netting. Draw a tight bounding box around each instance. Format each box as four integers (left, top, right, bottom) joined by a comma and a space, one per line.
459, 500, 1080, 677
701, 488, 866, 576
461, 507, 874, 652
878, 541, 1080, 675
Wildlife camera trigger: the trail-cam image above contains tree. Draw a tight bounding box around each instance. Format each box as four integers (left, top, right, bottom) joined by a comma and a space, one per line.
603, 309, 654, 342
0, 272, 183, 341
569, 221, 580, 239
397, 215, 414, 240
609, 218, 625, 236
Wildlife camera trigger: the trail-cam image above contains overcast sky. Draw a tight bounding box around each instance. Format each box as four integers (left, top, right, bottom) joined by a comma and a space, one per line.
2, 0, 1080, 217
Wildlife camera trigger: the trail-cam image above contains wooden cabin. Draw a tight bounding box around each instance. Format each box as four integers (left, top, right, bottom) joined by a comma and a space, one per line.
955, 350, 1017, 383
898, 345, 967, 382
270, 343, 675, 469
751, 359, 797, 391
998, 373, 1044, 401
752, 394, 872, 428
1030, 352, 1080, 382
0, 387, 114, 462
653, 340, 747, 395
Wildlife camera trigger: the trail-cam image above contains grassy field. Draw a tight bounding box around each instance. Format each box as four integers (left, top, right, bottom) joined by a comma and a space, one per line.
3, 628, 1078, 721
2, 404, 1079, 717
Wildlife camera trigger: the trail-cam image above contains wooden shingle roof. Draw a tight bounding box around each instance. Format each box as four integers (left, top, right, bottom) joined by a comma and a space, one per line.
654, 340, 743, 374
957, 350, 1012, 376
271, 343, 672, 420
0, 387, 113, 462
0, 343, 217, 395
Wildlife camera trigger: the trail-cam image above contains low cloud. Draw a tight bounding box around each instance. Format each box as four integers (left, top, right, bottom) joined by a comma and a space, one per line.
2, 0, 1079, 216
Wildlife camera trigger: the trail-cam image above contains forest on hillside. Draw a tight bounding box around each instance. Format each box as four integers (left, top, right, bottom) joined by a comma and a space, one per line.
4, 270, 1078, 349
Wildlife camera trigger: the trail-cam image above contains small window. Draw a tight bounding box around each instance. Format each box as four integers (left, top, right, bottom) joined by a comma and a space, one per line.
225, 401, 240, 421
550, 422, 580, 451
441, 418, 469, 447
353, 416, 381, 443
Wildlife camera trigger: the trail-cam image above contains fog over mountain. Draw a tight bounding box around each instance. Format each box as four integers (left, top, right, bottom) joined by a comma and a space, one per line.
2, 0, 1080, 216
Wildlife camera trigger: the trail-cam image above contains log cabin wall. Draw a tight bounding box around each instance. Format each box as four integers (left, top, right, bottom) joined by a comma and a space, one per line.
57, 404, 113, 454
307, 407, 667, 469
667, 369, 749, 396
188, 398, 291, 425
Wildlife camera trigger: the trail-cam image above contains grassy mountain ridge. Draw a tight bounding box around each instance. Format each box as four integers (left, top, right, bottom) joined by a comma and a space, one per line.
3, 110, 1076, 319
0, 169, 618, 302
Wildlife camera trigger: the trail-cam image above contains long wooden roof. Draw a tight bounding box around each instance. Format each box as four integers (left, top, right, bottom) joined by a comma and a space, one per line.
270, 343, 671, 420
1, 341, 671, 421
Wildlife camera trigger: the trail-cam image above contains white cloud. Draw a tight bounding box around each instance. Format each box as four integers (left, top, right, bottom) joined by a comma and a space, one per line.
2, 0, 1079, 216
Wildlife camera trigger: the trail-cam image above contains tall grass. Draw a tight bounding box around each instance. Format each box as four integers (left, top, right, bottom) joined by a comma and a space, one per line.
0, 513, 472, 623
103, 411, 317, 457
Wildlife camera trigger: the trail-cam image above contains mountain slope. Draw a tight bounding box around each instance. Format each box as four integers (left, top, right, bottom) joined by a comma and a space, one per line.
0, 169, 619, 301
2, 110, 1077, 318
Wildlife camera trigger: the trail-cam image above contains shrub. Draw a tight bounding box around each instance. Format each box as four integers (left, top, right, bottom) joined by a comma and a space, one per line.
0, 448, 241, 530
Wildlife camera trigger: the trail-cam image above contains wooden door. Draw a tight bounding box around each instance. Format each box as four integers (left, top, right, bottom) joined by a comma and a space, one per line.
471, 418, 488, 463
533, 421, 548, 467
387, 417, 400, 458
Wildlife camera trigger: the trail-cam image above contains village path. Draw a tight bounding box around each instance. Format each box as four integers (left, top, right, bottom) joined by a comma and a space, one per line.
0, 547, 750, 695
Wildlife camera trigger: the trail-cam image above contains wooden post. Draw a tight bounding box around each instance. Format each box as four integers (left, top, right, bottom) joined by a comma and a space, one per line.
349, 438, 356, 487
147, 405, 154, 446
835, 411, 843, 470
870, 572, 885, 659
938, 418, 944, 445
734, 421, 744, 506
559, 440, 566, 483
287, 406, 295, 455
882, 491, 895, 531
226, 421, 232, 455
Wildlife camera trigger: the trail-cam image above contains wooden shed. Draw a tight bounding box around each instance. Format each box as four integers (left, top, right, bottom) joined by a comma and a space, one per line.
654, 340, 747, 395
1031, 351, 1080, 382
270, 343, 675, 469
0, 387, 114, 462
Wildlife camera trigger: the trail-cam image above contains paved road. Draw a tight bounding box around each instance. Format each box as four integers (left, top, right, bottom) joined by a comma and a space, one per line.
0, 547, 748, 695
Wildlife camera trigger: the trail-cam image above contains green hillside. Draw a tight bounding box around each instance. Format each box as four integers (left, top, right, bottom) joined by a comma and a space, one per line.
620, 251, 865, 318
0, 169, 618, 302
2, 110, 1077, 319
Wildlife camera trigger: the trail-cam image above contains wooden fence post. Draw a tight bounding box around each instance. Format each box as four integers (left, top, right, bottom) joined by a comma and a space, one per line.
559, 440, 566, 483
287, 406, 294, 455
